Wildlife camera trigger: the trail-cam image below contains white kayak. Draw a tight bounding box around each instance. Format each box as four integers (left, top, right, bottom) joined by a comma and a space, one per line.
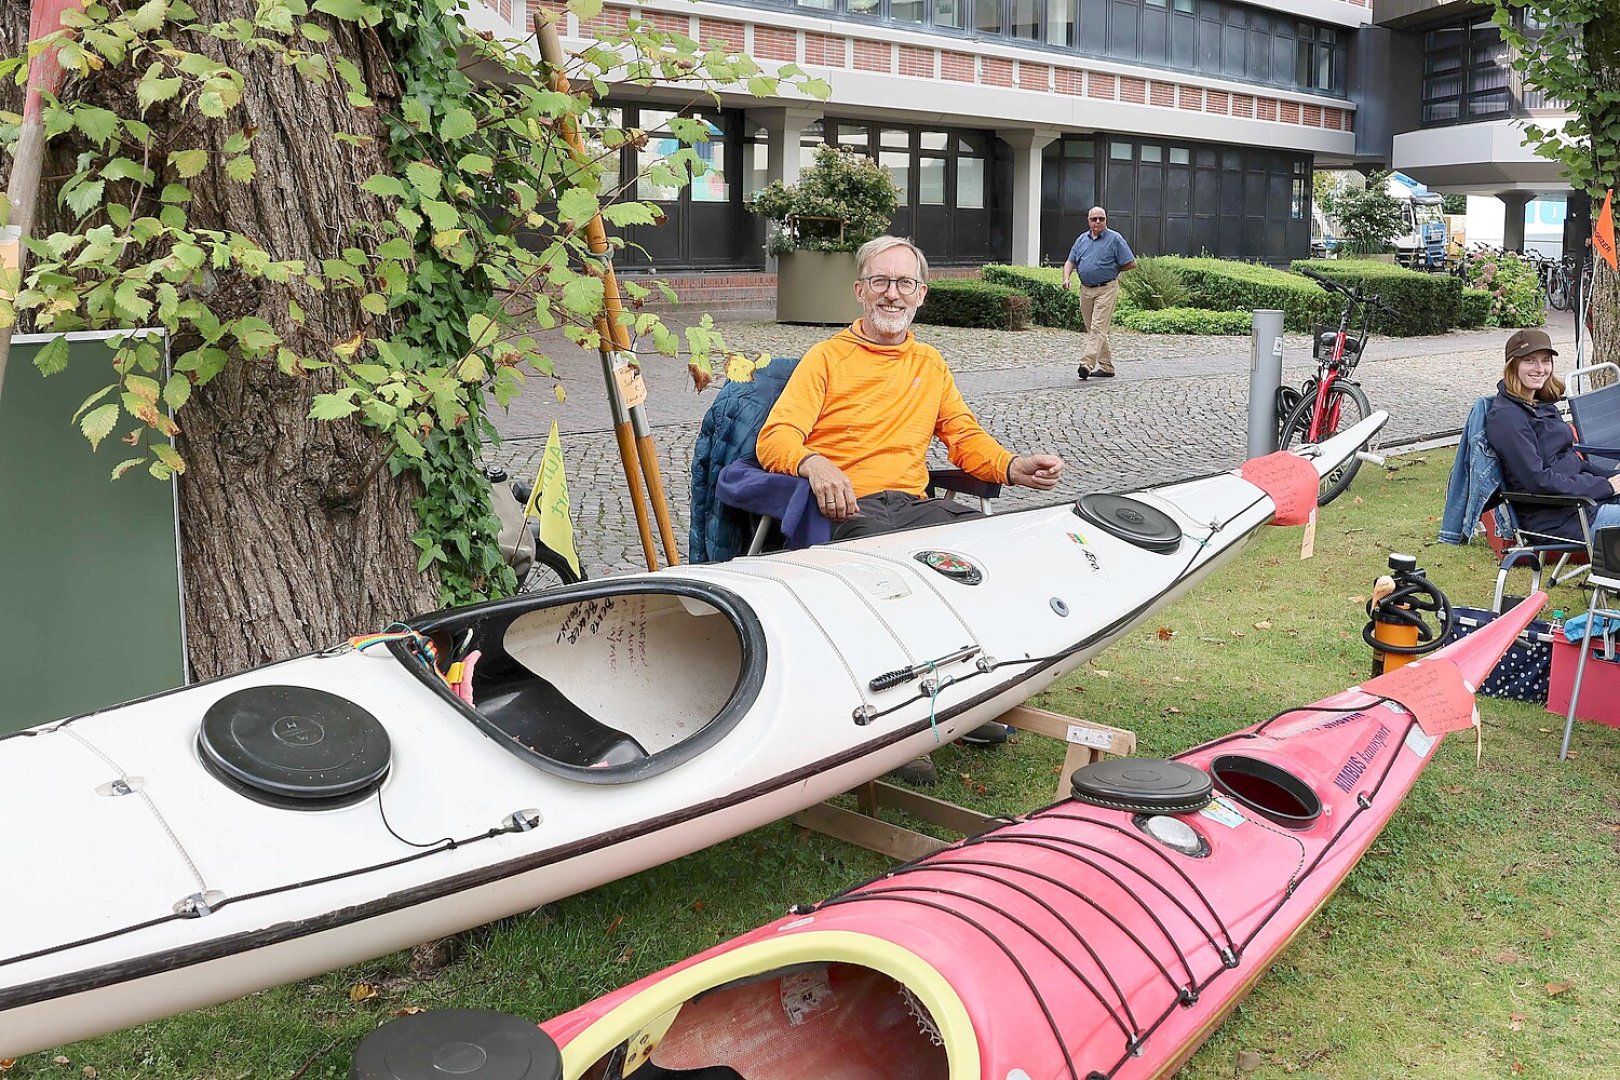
0, 414, 1384, 1057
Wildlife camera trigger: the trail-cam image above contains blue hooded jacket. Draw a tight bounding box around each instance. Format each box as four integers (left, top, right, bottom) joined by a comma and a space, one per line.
1485, 380, 1616, 539
688, 357, 802, 563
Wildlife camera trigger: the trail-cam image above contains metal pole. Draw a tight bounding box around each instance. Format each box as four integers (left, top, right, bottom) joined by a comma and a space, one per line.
1247, 309, 1286, 457
535, 11, 682, 569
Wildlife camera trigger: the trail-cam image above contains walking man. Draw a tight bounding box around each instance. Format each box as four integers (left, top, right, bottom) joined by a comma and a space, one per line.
1062, 207, 1136, 379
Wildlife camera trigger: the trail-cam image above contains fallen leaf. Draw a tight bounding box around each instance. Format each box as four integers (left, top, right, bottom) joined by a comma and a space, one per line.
1163, 706, 1182, 716
692, 900, 706, 913
82, 1068, 98, 1079
1509, 1012, 1526, 1032
1349, 595, 1366, 604
54, 1059, 70, 1067
1511, 1062, 1524, 1074
1254, 620, 1273, 630
1231, 629, 1246, 638
1545, 982, 1573, 997
1235, 1049, 1262, 1072
1094, 669, 1112, 678
1156, 627, 1175, 640
1494, 950, 1523, 965
687, 362, 711, 392
0, 1059, 13, 1073
553, 383, 566, 404
395, 1006, 426, 1017
605, 915, 625, 937
349, 981, 379, 1003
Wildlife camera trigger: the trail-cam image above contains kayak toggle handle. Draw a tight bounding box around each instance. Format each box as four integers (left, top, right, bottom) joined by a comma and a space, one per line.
852, 704, 878, 726
1355, 449, 1387, 466
868, 645, 981, 693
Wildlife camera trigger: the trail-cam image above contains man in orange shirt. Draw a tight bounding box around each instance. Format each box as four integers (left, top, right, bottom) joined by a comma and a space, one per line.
758, 236, 1064, 540
757, 236, 1065, 783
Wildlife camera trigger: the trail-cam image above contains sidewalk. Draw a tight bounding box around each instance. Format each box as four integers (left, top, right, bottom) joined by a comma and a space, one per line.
485, 307, 1578, 577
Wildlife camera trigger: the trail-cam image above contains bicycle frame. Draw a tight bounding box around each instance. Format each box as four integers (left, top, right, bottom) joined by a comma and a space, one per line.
1304, 288, 1371, 442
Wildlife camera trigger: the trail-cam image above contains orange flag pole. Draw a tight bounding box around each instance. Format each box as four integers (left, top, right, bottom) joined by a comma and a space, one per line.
534, 11, 681, 570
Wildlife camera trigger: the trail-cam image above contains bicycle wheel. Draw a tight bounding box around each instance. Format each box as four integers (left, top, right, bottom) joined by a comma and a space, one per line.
1548, 266, 1570, 311
517, 532, 586, 593
1277, 380, 1373, 507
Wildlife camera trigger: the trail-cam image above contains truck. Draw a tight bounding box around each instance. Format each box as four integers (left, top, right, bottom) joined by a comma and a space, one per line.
1386, 171, 1448, 270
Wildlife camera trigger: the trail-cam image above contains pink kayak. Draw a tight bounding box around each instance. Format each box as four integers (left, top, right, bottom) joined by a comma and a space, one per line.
353, 592, 1542, 1080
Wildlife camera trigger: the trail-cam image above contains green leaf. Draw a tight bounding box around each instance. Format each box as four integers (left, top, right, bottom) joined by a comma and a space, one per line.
64, 179, 106, 217
569, 0, 604, 21
33, 336, 70, 376
300, 21, 332, 43
102, 158, 156, 185
561, 274, 604, 315
73, 384, 116, 422
556, 187, 600, 227
602, 201, 660, 226
393, 427, 426, 460
362, 173, 407, 199
455, 152, 494, 176
80, 403, 120, 450
128, 0, 171, 33
439, 107, 477, 141
169, 148, 208, 178
114, 278, 153, 320
151, 443, 186, 474
137, 66, 183, 110
225, 154, 256, 182
404, 161, 443, 199
111, 457, 147, 480
74, 106, 121, 146
163, 376, 191, 410
375, 237, 414, 260
361, 292, 389, 316
309, 392, 359, 420
420, 199, 459, 231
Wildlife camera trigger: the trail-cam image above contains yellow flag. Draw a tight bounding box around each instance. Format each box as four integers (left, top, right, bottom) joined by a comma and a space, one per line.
524, 422, 581, 578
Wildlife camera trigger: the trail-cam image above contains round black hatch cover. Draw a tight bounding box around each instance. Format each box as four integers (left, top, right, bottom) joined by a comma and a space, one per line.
1070, 757, 1213, 814
1073, 493, 1183, 554
199, 685, 390, 804
351, 1009, 563, 1080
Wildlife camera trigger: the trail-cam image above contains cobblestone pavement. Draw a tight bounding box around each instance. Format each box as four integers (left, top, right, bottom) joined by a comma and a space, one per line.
486, 308, 1578, 578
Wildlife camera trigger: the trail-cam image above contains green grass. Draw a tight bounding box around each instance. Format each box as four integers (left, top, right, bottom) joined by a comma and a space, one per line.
13, 451, 1620, 1078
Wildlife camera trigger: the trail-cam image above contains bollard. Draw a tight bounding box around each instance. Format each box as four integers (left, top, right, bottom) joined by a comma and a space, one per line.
1247, 309, 1286, 457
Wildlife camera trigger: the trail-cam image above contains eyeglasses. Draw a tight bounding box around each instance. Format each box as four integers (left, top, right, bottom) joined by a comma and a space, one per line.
860, 275, 922, 295
1088, 216, 1106, 222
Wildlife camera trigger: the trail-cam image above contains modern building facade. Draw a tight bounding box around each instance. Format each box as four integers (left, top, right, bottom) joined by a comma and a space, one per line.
467, 0, 1376, 270
1368, 1, 1581, 254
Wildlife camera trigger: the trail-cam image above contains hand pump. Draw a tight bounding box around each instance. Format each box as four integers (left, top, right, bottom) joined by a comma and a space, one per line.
0, 1, 86, 413
532, 11, 681, 570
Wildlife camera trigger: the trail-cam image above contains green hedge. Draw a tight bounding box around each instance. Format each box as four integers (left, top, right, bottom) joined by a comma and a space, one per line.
1152, 256, 1339, 333
1458, 287, 1492, 329
1116, 307, 1253, 335
916, 279, 1032, 331
981, 264, 1085, 330
1288, 258, 1462, 337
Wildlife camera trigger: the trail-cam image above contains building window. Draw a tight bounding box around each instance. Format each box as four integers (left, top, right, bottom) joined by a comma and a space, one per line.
1422, 19, 1513, 125
1294, 23, 1343, 94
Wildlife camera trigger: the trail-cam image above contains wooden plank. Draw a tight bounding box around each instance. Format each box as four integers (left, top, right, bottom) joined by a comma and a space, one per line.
791, 803, 949, 862
867, 781, 1000, 836
998, 704, 1137, 757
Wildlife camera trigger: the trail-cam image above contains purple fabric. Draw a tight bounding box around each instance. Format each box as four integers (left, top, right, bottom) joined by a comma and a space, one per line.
716, 459, 834, 550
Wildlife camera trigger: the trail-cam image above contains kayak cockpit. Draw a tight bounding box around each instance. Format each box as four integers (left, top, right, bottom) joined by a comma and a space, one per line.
575, 962, 951, 1080
411, 581, 764, 784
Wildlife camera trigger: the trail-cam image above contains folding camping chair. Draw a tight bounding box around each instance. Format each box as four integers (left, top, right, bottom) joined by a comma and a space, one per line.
1559, 525, 1620, 759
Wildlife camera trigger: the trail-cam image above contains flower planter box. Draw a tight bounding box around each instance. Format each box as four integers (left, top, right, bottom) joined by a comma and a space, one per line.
775, 250, 860, 325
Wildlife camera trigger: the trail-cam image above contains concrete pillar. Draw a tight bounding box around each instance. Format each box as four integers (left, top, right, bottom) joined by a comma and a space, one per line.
754, 107, 823, 189
1498, 192, 1533, 253
996, 128, 1062, 267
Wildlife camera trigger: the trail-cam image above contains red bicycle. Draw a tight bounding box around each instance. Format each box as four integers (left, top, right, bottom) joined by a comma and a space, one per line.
1276, 268, 1394, 506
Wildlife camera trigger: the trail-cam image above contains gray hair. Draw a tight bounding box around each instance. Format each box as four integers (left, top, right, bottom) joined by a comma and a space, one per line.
855, 235, 930, 282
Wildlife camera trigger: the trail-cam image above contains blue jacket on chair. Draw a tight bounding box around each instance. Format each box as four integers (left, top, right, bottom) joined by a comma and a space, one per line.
689, 357, 803, 563
1439, 396, 1503, 544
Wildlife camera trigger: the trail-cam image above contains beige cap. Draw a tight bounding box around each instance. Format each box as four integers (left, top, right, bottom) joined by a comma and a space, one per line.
1504, 328, 1558, 363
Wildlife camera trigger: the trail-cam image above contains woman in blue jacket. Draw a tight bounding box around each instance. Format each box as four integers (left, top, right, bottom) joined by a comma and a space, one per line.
1485, 328, 1620, 541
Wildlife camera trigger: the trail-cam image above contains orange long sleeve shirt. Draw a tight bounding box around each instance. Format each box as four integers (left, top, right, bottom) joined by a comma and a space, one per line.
756, 324, 1014, 499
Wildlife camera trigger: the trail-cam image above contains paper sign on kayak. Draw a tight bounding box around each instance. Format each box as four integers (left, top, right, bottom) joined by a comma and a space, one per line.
1361, 658, 1477, 736
1239, 451, 1321, 526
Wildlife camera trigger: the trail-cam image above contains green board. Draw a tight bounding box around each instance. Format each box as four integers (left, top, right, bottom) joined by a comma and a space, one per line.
0, 331, 186, 733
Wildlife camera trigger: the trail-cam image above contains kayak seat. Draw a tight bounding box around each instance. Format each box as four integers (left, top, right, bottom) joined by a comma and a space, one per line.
476, 676, 649, 769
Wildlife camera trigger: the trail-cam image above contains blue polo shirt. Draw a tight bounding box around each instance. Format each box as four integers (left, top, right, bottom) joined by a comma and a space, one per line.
1066, 229, 1135, 287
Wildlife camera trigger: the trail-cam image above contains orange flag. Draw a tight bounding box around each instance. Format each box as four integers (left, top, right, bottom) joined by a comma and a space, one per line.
1595, 189, 1617, 270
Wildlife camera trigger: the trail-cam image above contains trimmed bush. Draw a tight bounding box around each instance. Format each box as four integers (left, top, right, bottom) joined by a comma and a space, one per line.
1288, 258, 1463, 337
1152, 256, 1339, 333
917, 279, 1032, 331
982, 264, 1085, 330
1116, 307, 1253, 335
1458, 287, 1493, 329
1120, 257, 1190, 310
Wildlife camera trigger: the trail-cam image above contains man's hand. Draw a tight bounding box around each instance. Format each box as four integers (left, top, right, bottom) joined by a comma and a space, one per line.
1608, 473, 1620, 497
1061, 278, 1073, 291
1009, 454, 1064, 490
800, 454, 859, 521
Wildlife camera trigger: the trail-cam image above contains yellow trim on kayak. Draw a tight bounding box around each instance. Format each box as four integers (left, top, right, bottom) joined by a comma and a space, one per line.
559, 928, 978, 1080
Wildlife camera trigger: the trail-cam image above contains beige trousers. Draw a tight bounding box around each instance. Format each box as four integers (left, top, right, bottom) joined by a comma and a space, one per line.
1079, 279, 1121, 374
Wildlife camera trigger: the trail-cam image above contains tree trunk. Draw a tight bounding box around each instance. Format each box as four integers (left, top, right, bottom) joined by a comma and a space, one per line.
1586, 13, 1620, 381
1, 5, 435, 679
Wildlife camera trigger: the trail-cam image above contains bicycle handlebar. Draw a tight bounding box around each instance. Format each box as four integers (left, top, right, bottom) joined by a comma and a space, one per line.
1299, 266, 1395, 318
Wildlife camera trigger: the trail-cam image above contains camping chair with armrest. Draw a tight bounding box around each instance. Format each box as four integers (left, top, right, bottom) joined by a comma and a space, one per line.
1559, 525, 1620, 759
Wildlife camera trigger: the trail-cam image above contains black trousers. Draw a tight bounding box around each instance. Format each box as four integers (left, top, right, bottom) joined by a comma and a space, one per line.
832, 490, 985, 541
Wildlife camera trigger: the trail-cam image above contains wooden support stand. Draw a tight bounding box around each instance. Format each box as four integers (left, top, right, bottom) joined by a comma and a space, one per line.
792, 705, 1137, 859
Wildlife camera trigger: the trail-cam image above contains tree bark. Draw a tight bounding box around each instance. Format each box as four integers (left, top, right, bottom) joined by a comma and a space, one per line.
1, 5, 435, 679
1586, 11, 1620, 381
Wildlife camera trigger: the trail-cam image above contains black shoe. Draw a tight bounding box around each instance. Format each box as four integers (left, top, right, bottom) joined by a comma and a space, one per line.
888, 755, 938, 785
960, 721, 1011, 747
1094, 369, 1116, 378
1076, 365, 1091, 380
